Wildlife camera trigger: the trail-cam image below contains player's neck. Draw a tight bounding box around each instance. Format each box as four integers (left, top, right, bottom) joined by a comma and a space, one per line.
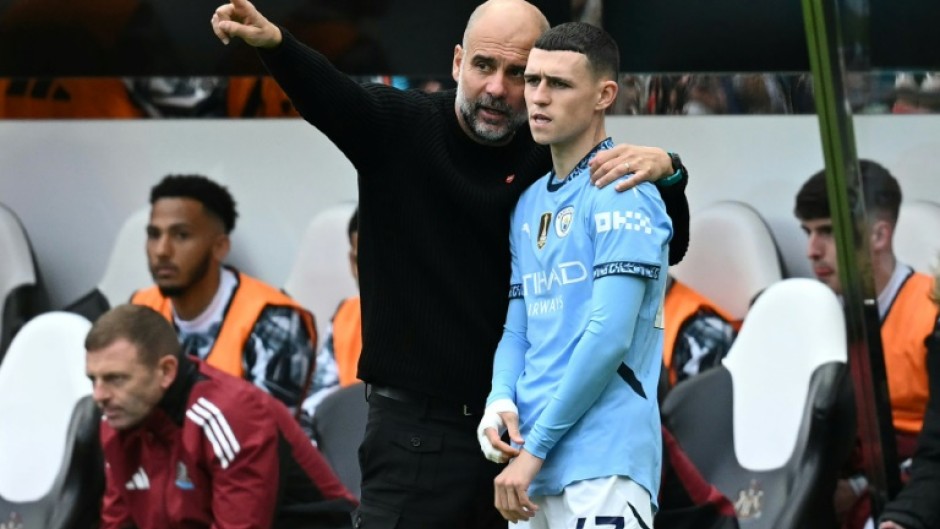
171, 266, 223, 321
550, 120, 607, 181
872, 251, 898, 296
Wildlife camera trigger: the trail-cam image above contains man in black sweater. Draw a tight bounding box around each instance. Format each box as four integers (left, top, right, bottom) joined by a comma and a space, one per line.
211, 0, 690, 527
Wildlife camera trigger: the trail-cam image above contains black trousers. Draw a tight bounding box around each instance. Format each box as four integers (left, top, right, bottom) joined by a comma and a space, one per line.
353, 387, 506, 529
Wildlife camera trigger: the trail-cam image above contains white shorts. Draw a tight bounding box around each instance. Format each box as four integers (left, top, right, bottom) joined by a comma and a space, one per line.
516, 476, 653, 529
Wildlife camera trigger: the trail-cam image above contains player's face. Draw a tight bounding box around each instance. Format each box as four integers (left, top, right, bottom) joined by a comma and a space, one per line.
87, 339, 174, 430
452, 15, 539, 145
524, 48, 602, 146
801, 218, 841, 294
146, 198, 228, 298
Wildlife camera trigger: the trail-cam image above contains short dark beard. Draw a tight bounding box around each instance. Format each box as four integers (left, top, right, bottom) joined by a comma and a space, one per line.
156, 253, 213, 299
157, 285, 186, 298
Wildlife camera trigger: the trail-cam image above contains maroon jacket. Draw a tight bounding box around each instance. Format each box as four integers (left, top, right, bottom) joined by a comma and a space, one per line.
100, 357, 357, 529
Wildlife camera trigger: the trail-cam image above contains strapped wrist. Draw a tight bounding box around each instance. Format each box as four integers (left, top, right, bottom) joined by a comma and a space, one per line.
658, 151, 686, 187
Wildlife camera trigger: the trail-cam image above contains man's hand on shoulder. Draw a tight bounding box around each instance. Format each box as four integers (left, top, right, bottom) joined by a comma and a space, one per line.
211, 0, 282, 48
589, 145, 674, 192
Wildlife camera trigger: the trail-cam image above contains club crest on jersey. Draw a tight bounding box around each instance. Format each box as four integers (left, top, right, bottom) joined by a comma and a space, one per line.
555, 206, 574, 238
175, 461, 195, 490
537, 212, 552, 249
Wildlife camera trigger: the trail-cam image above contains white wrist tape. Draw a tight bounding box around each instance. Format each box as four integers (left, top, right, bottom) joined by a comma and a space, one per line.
848, 474, 869, 496
476, 398, 518, 463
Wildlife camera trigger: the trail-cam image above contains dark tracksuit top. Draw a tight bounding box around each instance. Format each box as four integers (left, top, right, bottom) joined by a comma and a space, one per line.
100, 356, 357, 529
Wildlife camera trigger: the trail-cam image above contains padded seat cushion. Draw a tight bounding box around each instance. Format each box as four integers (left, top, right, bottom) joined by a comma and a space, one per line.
0, 312, 92, 502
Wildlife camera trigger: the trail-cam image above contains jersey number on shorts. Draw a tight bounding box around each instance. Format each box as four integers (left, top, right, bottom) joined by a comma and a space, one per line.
575, 516, 625, 529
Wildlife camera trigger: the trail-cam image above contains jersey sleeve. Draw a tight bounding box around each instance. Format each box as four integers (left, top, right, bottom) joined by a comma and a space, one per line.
259, 30, 423, 174
243, 306, 317, 409
187, 393, 280, 529
101, 460, 135, 529
657, 167, 689, 266
671, 310, 737, 383
310, 319, 341, 397
524, 274, 648, 459
524, 183, 671, 459
487, 209, 530, 405
591, 182, 672, 279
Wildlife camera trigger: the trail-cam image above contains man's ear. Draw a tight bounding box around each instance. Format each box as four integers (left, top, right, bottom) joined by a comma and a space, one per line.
452, 44, 464, 82
213, 234, 231, 263
157, 355, 178, 390
596, 79, 619, 111
870, 219, 893, 252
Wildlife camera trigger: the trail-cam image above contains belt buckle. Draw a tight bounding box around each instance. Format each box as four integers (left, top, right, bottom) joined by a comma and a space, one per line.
462, 404, 472, 416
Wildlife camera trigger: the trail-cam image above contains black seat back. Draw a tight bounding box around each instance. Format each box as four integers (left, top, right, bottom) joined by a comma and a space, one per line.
661, 279, 856, 529
0, 203, 48, 363
311, 383, 368, 499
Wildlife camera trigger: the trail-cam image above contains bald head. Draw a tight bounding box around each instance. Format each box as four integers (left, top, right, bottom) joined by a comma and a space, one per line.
452, 0, 550, 145
463, 0, 550, 47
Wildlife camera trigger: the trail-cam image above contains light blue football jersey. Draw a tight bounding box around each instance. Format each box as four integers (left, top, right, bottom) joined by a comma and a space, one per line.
493, 138, 672, 502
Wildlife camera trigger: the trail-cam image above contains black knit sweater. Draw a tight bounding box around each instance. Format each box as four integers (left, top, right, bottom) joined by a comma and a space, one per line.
262, 32, 689, 406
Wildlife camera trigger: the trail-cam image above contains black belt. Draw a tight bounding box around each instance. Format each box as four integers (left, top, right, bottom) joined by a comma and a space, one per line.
369, 385, 479, 417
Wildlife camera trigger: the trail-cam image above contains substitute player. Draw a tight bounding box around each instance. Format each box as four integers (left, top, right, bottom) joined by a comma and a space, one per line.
478, 22, 671, 529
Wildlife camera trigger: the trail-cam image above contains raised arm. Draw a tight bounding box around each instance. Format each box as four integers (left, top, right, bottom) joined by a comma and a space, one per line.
211, 0, 281, 48
209, 0, 419, 172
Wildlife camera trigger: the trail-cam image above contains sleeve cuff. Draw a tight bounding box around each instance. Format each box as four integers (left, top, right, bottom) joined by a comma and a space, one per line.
656, 151, 687, 188
658, 168, 684, 187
